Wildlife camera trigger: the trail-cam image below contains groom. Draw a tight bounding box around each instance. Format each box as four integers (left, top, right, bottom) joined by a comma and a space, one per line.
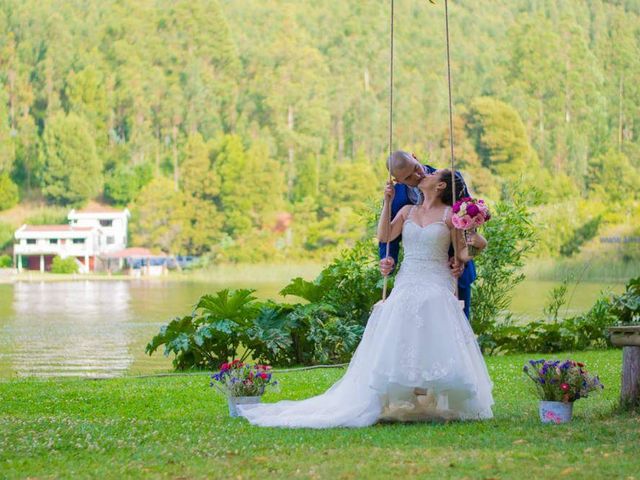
378, 150, 477, 319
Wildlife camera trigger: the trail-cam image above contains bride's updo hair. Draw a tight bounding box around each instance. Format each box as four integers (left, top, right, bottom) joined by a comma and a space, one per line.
438, 169, 466, 206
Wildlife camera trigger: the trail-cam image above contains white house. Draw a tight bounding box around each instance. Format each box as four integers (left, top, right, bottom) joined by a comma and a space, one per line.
13, 206, 131, 273
13, 225, 102, 273
67, 206, 130, 253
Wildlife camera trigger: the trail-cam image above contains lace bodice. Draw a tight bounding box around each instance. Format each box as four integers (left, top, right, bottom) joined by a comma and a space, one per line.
401, 206, 451, 262
395, 206, 453, 291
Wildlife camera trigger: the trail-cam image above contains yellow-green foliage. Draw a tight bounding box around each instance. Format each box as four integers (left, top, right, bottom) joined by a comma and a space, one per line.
50, 256, 79, 274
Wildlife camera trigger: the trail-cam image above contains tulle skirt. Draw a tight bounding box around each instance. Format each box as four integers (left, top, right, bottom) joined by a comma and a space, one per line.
239, 261, 494, 428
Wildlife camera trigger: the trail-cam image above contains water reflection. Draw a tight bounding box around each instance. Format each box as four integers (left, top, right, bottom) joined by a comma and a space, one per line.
10, 281, 133, 378
0, 278, 624, 378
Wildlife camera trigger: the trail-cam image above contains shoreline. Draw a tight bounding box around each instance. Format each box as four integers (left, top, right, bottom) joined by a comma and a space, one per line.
0, 256, 636, 284
0, 262, 324, 284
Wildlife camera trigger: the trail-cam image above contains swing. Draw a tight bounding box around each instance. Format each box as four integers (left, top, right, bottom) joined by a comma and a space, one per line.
382, 0, 460, 302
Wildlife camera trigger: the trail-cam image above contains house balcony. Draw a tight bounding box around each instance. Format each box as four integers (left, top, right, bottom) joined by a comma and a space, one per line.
13, 243, 98, 258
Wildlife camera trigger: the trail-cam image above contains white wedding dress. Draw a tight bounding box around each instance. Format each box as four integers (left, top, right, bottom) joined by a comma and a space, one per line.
239, 207, 493, 427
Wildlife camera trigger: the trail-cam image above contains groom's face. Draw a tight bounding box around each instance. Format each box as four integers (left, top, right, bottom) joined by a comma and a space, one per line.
393, 159, 426, 187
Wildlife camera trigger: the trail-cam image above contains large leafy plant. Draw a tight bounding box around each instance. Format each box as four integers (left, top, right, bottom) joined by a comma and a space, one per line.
609, 276, 640, 326
146, 289, 261, 370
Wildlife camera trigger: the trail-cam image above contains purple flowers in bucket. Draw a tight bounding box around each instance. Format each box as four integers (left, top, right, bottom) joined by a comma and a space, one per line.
210, 359, 279, 398
524, 359, 603, 403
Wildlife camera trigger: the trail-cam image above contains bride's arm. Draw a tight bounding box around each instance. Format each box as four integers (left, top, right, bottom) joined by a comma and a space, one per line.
377, 204, 410, 243
451, 228, 471, 263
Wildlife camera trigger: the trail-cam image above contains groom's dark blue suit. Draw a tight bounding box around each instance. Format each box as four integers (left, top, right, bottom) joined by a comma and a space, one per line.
378, 165, 476, 319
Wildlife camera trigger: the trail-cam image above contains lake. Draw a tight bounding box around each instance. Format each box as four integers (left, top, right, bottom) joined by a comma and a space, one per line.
0, 276, 623, 378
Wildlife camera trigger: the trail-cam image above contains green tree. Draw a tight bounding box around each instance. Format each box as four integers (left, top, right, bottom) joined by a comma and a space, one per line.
104, 163, 153, 206
0, 172, 18, 210
587, 149, 640, 203
130, 176, 195, 254
0, 88, 15, 174
180, 133, 219, 200
466, 97, 538, 180
40, 112, 102, 205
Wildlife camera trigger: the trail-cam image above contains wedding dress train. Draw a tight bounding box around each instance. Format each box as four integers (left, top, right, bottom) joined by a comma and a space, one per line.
239, 207, 493, 427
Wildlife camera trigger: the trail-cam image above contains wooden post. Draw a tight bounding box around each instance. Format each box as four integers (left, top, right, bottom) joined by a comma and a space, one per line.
621, 346, 640, 411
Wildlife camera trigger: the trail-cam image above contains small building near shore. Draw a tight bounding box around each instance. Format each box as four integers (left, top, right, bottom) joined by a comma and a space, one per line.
13, 207, 131, 273
13, 224, 102, 273
101, 247, 168, 276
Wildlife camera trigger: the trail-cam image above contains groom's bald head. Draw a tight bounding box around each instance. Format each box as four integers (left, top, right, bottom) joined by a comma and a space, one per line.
387, 150, 425, 187
386, 151, 413, 176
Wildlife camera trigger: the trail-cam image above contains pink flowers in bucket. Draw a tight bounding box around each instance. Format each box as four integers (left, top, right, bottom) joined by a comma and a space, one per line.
452, 197, 491, 230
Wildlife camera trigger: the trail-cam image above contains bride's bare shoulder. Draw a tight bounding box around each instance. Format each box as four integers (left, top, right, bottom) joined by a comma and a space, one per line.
397, 204, 413, 220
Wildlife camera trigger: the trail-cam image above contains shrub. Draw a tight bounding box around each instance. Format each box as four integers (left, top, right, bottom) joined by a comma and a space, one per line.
146, 289, 262, 370
0, 254, 12, 268
483, 302, 614, 355
147, 241, 383, 370
51, 256, 79, 274
472, 186, 537, 344
0, 221, 14, 250
559, 216, 602, 257
609, 276, 640, 326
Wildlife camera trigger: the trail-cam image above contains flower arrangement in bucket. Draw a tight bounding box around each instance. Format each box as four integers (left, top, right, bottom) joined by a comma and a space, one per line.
451, 197, 491, 256
524, 359, 604, 424
210, 360, 279, 417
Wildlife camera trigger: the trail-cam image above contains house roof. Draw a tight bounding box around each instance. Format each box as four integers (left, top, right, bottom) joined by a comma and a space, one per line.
102, 247, 166, 258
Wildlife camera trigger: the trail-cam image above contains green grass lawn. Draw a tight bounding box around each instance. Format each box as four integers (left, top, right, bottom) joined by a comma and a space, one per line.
1, 350, 638, 479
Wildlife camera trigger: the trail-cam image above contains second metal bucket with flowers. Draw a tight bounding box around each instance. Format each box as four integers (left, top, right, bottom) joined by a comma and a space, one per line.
210, 359, 279, 418
524, 359, 604, 424
539, 400, 573, 424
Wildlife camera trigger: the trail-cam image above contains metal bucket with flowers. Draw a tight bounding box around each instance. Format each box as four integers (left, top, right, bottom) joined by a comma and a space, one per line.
523, 359, 604, 424
210, 360, 279, 417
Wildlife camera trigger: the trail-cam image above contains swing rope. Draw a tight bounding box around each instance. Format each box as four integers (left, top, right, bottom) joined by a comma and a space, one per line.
443, 0, 460, 298
382, 0, 395, 301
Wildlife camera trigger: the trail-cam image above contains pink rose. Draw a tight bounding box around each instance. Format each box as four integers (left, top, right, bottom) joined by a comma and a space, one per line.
473, 215, 485, 227
466, 203, 480, 217
452, 214, 473, 230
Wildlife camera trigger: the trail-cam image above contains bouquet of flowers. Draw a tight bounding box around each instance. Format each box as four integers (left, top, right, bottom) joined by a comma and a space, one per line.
210, 359, 278, 398
451, 197, 491, 255
523, 359, 603, 403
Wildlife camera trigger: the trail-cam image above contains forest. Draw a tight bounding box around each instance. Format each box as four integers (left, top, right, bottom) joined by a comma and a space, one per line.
0, 0, 638, 263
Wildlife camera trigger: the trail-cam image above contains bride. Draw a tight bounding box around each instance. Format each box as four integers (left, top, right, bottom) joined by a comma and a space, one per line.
239, 166, 494, 427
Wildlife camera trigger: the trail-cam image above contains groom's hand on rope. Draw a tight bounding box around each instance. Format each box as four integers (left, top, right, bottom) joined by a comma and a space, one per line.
449, 257, 464, 278
380, 257, 395, 276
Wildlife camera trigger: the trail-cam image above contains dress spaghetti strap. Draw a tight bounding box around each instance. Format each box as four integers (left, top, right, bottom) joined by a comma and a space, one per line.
442, 206, 451, 223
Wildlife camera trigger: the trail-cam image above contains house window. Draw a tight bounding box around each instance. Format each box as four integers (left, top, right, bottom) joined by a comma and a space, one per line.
107, 236, 115, 245
26, 239, 36, 244
100, 219, 113, 227
49, 239, 58, 244
72, 238, 85, 244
